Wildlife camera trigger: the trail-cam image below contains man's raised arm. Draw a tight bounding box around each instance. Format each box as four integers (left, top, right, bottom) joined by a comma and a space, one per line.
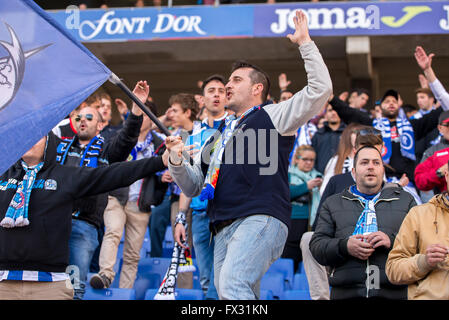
264, 10, 333, 136
415, 46, 449, 111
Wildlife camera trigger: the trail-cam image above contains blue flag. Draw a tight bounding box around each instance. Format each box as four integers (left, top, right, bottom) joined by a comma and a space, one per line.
0, 0, 111, 175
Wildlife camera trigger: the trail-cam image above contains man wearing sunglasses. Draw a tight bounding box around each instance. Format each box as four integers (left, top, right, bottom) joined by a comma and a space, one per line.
55, 81, 149, 299
52, 94, 101, 141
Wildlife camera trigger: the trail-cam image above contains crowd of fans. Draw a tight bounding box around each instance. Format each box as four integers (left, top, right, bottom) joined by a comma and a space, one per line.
1, 9, 449, 300
44, 42, 449, 300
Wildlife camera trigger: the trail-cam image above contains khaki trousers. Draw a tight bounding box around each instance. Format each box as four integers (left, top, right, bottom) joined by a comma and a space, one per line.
300, 232, 330, 300
99, 196, 151, 288
0, 280, 73, 300
170, 200, 193, 289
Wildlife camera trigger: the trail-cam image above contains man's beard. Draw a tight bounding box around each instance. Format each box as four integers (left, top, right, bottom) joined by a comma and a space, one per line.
78, 130, 94, 141
382, 108, 399, 120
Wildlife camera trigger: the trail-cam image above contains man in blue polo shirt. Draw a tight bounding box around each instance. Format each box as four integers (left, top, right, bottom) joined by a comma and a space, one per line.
174, 74, 228, 300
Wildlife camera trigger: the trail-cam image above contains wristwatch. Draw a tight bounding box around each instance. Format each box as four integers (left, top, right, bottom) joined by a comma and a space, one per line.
436, 168, 444, 178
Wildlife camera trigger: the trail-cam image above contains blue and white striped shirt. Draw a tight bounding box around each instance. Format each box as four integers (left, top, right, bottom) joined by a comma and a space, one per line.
0, 270, 69, 282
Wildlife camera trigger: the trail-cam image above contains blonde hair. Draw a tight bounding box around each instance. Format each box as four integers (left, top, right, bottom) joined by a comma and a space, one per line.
294, 145, 315, 160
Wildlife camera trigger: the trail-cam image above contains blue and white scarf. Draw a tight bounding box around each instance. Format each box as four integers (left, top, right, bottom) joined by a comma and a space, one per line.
130, 132, 155, 161
351, 186, 381, 236
200, 106, 260, 201
0, 161, 44, 228
56, 135, 105, 168
372, 110, 416, 163
289, 122, 317, 163
409, 106, 434, 120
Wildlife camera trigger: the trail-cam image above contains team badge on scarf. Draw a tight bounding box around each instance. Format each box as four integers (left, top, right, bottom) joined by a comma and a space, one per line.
372, 109, 416, 163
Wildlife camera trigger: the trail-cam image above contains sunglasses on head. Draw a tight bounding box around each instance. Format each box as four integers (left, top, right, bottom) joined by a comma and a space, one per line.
357, 128, 382, 137
75, 114, 94, 122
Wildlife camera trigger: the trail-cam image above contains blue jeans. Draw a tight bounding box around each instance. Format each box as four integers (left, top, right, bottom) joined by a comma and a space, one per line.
149, 194, 171, 257
68, 219, 99, 300
214, 214, 288, 300
192, 211, 218, 300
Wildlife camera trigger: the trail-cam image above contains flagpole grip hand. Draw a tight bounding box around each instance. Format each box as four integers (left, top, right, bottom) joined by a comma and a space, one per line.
130, 80, 150, 116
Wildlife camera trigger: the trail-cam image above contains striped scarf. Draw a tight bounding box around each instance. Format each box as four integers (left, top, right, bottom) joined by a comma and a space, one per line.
154, 212, 196, 300
56, 135, 105, 168
351, 186, 381, 236
372, 110, 416, 163
199, 106, 260, 201
1, 161, 44, 228
289, 122, 317, 163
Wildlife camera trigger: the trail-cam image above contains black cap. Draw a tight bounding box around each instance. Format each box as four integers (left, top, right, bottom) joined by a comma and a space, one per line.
380, 89, 399, 103
439, 110, 449, 124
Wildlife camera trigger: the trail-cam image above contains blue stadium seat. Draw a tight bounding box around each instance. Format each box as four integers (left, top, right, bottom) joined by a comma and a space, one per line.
84, 288, 136, 300
141, 228, 152, 258
137, 257, 171, 279
293, 273, 309, 291
133, 273, 161, 300
113, 257, 200, 293
144, 288, 204, 300
192, 273, 202, 290
175, 288, 204, 300
281, 289, 311, 300
144, 289, 159, 300
162, 247, 173, 258
260, 290, 274, 300
260, 272, 285, 299
297, 261, 305, 274
266, 258, 294, 290
162, 232, 174, 258
162, 228, 196, 258
164, 226, 174, 246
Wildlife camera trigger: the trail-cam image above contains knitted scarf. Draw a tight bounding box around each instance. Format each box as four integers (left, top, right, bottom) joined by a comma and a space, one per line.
289, 122, 317, 163
56, 135, 105, 167
372, 110, 416, 163
1, 161, 44, 228
154, 212, 196, 300
289, 165, 321, 227
199, 106, 260, 201
153, 240, 181, 300
350, 186, 381, 236
130, 132, 154, 161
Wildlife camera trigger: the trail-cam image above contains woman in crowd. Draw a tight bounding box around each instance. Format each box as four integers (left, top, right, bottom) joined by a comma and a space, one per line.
319, 123, 366, 195
282, 145, 322, 272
